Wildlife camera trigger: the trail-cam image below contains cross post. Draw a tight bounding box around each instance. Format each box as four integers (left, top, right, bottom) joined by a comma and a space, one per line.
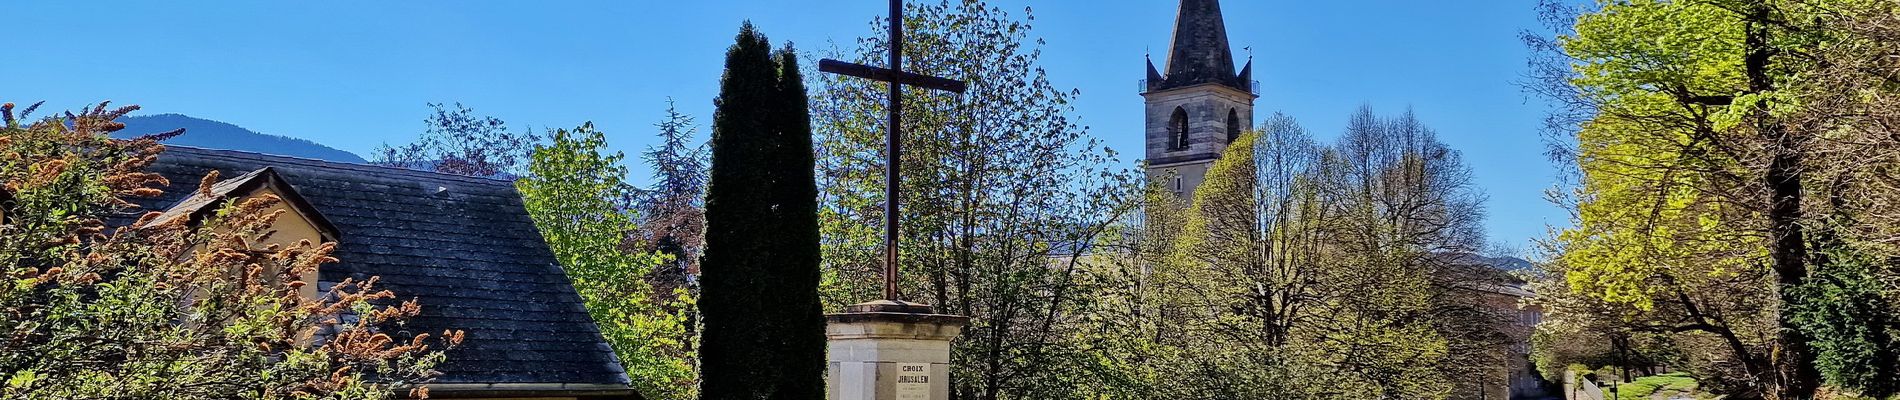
819, 0, 967, 302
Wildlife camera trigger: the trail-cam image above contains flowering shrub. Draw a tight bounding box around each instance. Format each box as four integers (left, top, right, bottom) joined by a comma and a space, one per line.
0, 101, 461, 399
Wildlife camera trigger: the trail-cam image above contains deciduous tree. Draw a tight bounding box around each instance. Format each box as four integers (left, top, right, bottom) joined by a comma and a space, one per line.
519, 123, 696, 400
1526, 0, 1900, 397
811, 2, 1140, 398
374, 102, 537, 178
0, 101, 459, 399
1103, 108, 1498, 400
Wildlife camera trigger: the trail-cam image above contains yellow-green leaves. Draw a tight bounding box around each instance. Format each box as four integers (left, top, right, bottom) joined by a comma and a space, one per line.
1566, 0, 1745, 106
1553, 0, 1769, 310
1150, 109, 1487, 399
519, 123, 696, 400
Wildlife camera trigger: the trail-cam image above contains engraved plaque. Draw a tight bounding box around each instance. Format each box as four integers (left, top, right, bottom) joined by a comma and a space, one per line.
895, 363, 931, 400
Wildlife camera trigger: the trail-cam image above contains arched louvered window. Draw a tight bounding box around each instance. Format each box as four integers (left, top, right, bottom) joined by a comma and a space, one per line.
1227, 109, 1242, 143
1170, 107, 1189, 151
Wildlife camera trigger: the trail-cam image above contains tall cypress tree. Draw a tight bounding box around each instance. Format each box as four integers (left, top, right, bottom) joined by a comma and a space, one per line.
700, 23, 824, 400
767, 44, 826, 399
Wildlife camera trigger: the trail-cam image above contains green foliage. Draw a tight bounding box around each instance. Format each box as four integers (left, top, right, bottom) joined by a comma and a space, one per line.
1789, 236, 1900, 398
518, 123, 696, 400
1528, 0, 1876, 396
1107, 108, 1491, 399
1615, 373, 1699, 400
1531, 325, 1612, 383
812, 1, 1140, 398
1535, 1, 1900, 397
1547, 0, 1758, 311
699, 22, 825, 400
0, 101, 455, 399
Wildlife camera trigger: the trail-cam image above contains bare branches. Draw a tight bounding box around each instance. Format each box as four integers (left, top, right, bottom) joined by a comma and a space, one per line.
1138, 106, 1503, 398
373, 103, 537, 178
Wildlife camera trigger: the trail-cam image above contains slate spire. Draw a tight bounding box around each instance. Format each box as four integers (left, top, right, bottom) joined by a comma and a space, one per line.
1148, 0, 1250, 93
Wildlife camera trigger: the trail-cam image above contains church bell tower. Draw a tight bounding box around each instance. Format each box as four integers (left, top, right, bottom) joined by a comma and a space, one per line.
1144, 0, 1256, 198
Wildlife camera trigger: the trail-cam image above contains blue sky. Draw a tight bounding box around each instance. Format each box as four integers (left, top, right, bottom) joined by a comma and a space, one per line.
2, 1, 1562, 253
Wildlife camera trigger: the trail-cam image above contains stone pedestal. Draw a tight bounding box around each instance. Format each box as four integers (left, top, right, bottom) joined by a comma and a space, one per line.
826, 300, 968, 400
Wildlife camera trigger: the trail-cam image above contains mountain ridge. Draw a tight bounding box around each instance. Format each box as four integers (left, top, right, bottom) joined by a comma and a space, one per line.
113, 114, 366, 163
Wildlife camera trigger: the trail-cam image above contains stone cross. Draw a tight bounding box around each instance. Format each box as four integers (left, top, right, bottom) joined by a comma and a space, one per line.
818, 0, 967, 302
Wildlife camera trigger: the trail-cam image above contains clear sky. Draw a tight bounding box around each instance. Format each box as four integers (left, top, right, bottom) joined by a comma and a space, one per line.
2, 0, 1563, 253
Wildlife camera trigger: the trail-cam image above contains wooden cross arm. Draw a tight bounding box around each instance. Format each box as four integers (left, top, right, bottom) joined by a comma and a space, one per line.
818, 59, 968, 93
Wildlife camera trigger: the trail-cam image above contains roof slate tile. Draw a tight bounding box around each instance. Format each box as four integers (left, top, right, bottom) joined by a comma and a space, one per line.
124, 146, 630, 387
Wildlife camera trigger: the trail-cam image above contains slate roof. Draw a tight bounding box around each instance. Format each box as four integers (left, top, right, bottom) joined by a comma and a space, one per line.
145, 167, 340, 241
120, 146, 631, 387
1435, 253, 1537, 299
1147, 0, 1253, 93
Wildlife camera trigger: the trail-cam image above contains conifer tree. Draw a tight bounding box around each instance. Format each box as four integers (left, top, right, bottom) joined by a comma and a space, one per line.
636, 100, 709, 285
699, 23, 823, 400
767, 44, 827, 400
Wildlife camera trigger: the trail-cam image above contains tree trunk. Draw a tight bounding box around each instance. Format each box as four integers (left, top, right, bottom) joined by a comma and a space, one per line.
1741, 2, 1821, 398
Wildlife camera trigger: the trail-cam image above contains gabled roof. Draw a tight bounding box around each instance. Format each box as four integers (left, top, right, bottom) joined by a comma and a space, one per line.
1148, 0, 1253, 93
146, 167, 341, 242
1434, 253, 1537, 299
120, 146, 634, 394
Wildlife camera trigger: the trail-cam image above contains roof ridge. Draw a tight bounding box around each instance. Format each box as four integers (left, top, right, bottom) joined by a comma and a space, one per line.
135, 147, 626, 387
162, 145, 519, 187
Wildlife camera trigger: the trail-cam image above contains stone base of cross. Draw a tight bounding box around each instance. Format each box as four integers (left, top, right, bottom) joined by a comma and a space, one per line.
826, 300, 968, 400
818, 2, 971, 399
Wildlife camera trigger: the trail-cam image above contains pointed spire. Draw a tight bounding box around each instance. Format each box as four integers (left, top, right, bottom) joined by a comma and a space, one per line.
1155, 0, 1248, 93
1145, 56, 1165, 91
1236, 58, 1253, 91
1238, 46, 1254, 88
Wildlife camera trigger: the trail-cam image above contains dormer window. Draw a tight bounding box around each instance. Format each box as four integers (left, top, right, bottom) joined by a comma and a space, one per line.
146, 167, 340, 300
1170, 106, 1190, 151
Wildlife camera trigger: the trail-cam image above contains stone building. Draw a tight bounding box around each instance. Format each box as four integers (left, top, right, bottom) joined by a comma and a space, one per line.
1144, 0, 1257, 198
1442, 259, 1551, 400
1142, 1, 1549, 398
122, 146, 641, 400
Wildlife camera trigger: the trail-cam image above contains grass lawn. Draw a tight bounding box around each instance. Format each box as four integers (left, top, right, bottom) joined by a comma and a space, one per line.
1610, 372, 1707, 400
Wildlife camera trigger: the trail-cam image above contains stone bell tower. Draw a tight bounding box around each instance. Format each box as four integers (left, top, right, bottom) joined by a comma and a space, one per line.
1144, 0, 1256, 198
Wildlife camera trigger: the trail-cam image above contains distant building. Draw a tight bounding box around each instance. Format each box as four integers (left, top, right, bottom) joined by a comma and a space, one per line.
1440, 256, 1549, 400
1140, 1, 1548, 398
1143, 0, 1257, 198
120, 146, 640, 400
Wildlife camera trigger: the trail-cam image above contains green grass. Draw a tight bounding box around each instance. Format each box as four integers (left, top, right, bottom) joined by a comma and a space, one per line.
1611, 372, 1698, 400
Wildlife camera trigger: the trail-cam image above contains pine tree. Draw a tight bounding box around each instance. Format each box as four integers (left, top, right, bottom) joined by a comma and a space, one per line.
637, 100, 709, 284
699, 23, 824, 400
